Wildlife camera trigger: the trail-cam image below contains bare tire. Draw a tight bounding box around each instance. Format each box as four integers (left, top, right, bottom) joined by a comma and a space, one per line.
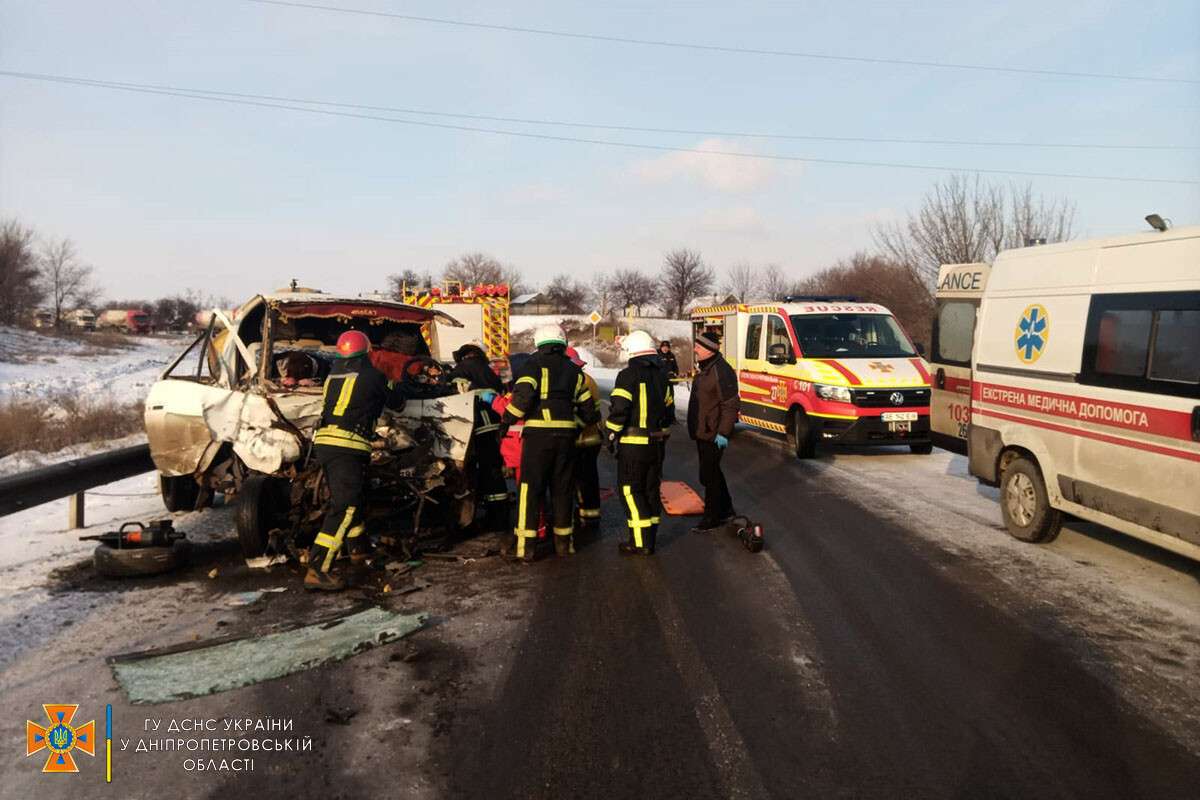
910, 442, 934, 455
1000, 456, 1063, 543
93, 541, 189, 578
236, 476, 287, 559
160, 473, 199, 513
788, 409, 818, 459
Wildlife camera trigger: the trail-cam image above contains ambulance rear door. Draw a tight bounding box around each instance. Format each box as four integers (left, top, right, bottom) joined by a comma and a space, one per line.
931, 263, 990, 454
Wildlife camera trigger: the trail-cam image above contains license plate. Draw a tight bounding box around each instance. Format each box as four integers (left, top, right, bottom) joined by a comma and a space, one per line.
887, 422, 912, 432
881, 412, 918, 422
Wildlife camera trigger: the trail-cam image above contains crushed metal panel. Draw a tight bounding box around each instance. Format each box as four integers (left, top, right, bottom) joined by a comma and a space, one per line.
109, 607, 426, 704
202, 391, 304, 474
387, 392, 474, 462
146, 381, 242, 475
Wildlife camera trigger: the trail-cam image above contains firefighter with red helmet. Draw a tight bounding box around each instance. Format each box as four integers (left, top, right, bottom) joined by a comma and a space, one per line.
305, 329, 402, 591
606, 330, 675, 555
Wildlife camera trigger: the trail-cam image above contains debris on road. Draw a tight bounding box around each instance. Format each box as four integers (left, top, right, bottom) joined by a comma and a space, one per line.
223, 587, 287, 607
207, 568, 218, 579
325, 706, 359, 725
245, 554, 288, 569
109, 607, 427, 704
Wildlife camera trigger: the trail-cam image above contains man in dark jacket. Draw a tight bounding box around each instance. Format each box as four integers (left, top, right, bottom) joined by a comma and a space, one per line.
449, 342, 509, 534
658, 340, 679, 380
307, 330, 404, 591
501, 325, 600, 559
687, 331, 739, 532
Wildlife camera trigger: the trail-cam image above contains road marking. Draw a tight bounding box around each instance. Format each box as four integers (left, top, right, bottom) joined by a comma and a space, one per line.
634, 561, 771, 800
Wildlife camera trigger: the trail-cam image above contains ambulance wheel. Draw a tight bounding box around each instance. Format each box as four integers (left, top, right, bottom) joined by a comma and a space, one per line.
788, 409, 818, 459
236, 475, 287, 559
910, 442, 933, 455
1000, 456, 1063, 544
160, 473, 199, 512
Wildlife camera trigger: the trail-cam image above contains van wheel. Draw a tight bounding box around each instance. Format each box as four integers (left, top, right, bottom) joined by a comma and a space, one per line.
788, 409, 818, 459
1000, 456, 1063, 543
910, 442, 933, 455
236, 476, 287, 559
160, 473, 200, 512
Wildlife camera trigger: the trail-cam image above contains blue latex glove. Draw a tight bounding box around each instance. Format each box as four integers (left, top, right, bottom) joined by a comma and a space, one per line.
478, 390, 497, 404
714, 434, 729, 449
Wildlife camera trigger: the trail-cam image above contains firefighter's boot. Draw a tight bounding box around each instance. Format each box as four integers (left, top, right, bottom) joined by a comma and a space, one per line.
554, 532, 575, 557
618, 528, 651, 556
304, 546, 347, 591
502, 533, 537, 563
483, 501, 511, 536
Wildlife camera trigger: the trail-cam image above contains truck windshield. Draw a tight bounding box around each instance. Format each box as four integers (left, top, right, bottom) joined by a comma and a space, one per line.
789, 313, 917, 358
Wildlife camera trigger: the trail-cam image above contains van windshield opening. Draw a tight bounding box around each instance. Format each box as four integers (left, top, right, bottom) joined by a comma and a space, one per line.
790, 313, 917, 358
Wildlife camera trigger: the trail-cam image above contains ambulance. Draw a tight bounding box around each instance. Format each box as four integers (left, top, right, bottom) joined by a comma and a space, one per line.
929, 262, 991, 454
934, 222, 1200, 559
690, 298, 932, 457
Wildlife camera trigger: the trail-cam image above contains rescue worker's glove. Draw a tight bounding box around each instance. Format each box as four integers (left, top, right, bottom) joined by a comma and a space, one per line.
714, 434, 729, 450
478, 389, 497, 404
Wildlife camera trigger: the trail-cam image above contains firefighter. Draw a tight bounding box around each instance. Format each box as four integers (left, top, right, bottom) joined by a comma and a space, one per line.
606, 330, 674, 555
449, 341, 509, 534
501, 325, 599, 559
306, 330, 402, 591
658, 340, 679, 380
566, 346, 603, 536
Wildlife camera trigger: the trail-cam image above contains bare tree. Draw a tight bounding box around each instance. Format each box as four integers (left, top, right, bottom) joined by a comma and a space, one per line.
543, 274, 589, 313
722, 262, 760, 303
385, 268, 432, 299
500, 265, 529, 296
658, 249, 714, 318
760, 263, 790, 301
0, 219, 43, 326
443, 252, 504, 285
874, 174, 1076, 285
589, 271, 617, 317
38, 237, 96, 329
612, 268, 658, 316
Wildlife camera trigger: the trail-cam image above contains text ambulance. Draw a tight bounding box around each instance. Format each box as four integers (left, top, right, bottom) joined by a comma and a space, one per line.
690, 299, 932, 457
934, 223, 1200, 560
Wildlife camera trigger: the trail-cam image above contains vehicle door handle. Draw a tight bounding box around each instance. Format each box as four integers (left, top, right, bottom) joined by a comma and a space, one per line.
1193, 406, 1200, 442
935, 367, 946, 389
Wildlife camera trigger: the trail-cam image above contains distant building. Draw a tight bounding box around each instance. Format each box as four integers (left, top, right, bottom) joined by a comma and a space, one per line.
686, 293, 740, 313
510, 292, 554, 315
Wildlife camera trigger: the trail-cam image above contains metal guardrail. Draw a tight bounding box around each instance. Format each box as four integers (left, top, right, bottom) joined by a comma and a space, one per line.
0, 444, 155, 519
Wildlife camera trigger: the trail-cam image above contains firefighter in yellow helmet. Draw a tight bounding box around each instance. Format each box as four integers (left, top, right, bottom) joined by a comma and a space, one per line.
606, 330, 675, 555
501, 325, 600, 559
566, 346, 603, 537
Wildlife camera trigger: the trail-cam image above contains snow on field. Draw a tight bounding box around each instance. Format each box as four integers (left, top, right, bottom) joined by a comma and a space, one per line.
512, 314, 692, 341
0, 329, 185, 406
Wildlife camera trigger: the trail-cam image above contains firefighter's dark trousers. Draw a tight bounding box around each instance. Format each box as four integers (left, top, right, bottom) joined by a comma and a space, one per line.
515, 432, 576, 557
312, 445, 370, 573
574, 444, 602, 525
473, 430, 510, 531
696, 439, 735, 526
618, 441, 662, 551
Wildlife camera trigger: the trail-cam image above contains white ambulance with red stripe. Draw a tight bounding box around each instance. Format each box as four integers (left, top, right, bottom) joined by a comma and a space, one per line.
934, 223, 1200, 559
690, 299, 932, 457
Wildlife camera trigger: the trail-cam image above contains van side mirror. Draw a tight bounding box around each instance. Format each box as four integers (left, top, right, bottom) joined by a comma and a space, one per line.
767, 343, 795, 365
915, 342, 926, 357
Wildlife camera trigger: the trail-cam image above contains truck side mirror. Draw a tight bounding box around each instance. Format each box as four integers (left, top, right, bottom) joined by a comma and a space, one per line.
767, 343, 794, 365
915, 342, 926, 356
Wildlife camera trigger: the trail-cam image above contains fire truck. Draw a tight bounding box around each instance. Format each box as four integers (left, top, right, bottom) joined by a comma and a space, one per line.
690, 297, 932, 457
400, 281, 511, 375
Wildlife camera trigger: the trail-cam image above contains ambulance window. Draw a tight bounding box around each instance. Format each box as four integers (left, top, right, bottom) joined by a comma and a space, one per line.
1094, 309, 1152, 377
934, 301, 975, 365
745, 315, 763, 360
1149, 309, 1200, 384
767, 316, 792, 353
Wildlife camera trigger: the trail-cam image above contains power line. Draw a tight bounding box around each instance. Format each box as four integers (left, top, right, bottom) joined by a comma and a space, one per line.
4, 71, 1196, 186
2, 69, 1191, 152
248, 0, 1200, 86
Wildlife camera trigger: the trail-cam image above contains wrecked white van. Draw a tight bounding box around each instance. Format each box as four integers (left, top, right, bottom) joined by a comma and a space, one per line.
144, 285, 476, 559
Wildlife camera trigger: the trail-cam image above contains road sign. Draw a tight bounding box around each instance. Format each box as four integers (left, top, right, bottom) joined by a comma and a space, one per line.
588, 310, 602, 325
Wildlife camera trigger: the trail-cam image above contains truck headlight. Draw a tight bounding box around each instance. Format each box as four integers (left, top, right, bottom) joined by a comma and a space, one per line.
814, 384, 853, 404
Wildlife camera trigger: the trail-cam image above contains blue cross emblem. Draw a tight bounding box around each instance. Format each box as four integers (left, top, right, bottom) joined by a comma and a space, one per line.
1016, 305, 1048, 362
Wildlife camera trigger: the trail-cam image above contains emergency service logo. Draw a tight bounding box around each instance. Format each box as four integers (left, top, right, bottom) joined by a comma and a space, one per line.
1015, 304, 1050, 364
26, 704, 96, 773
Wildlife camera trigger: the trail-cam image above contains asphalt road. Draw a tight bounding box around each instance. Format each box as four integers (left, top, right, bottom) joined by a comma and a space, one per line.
446, 431, 1200, 799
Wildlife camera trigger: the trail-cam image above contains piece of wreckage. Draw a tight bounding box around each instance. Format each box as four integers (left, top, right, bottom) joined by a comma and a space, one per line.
143, 285, 483, 561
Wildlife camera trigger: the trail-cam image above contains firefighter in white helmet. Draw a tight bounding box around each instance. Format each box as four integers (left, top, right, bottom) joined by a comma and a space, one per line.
501, 324, 599, 559
606, 330, 675, 555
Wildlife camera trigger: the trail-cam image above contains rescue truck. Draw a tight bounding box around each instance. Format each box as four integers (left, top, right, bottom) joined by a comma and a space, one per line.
690, 298, 932, 457
932, 222, 1200, 560
400, 281, 511, 375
